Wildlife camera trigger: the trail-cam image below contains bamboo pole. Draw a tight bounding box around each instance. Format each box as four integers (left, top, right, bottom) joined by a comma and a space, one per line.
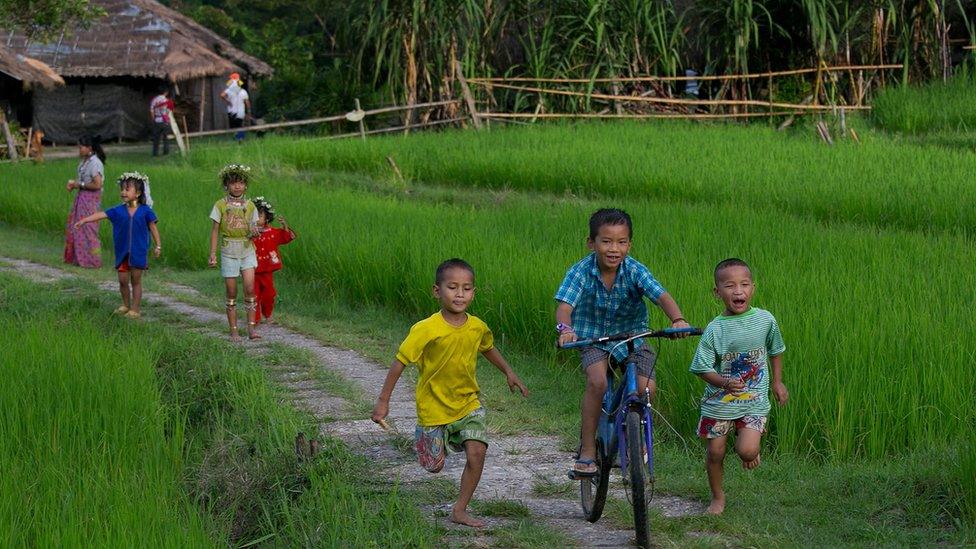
316, 117, 463, 141
467, 65, 903, 84
479, 111, 812, 120
469, 82, 871, 111
25, 127, 32, 159
454, 59, 482, 129
180, 100, 460, 138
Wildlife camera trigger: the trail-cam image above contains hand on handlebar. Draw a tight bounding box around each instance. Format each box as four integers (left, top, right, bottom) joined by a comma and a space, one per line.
670, 319, 692, 338
558, 330, 578, 347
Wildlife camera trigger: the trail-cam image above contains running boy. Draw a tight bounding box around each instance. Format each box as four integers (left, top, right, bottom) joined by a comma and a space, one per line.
371, 259, 529, 528
689, 258, 788, 515
555, 208, 691, 477
208, 163, 260, 341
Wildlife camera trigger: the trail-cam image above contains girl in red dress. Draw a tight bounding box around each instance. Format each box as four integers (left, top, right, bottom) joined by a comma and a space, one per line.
252, 196, 296, 324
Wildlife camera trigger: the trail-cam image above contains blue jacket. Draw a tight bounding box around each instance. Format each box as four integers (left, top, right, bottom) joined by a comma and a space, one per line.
105, 204, 158, 269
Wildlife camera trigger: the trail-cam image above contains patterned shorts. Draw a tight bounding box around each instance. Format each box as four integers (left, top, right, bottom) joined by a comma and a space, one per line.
580, 346, 657, 379
414, 408, 488, 473
697, 415, 767, 439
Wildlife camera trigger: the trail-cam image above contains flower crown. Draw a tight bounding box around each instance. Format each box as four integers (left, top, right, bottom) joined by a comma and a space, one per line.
218, 163, 251, 184
252, 196, 275, 214
117, 171, 149, 186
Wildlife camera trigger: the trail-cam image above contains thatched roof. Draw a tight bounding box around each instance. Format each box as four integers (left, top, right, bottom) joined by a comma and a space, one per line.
1, 0, 272, 81
0, 44, 64, 88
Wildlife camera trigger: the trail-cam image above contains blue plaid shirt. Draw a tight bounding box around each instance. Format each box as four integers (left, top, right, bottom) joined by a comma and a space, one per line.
555, 253, 667, 361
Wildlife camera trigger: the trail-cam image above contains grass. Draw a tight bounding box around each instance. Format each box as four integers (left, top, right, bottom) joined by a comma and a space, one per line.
0, 220, 972, 545
3, 156, 973, 461
2, 115, 975, 543
872, 73, 976, 134
0, 270, 441, 547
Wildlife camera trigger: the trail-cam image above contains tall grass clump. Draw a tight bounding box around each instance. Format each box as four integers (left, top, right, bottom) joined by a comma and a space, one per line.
0, 276, 213, 546
873, 72, 976, 134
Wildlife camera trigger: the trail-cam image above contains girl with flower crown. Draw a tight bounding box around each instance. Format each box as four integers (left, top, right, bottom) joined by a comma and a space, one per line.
251, 196, 296, 324
75, 172, 161, 319
209, 164, 261, 341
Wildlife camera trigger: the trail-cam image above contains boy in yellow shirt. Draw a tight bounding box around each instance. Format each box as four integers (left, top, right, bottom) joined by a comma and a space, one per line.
372, 258, 529, 527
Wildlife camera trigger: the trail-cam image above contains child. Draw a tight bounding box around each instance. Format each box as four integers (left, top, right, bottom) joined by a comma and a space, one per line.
208, 164, 260, 341
555, 208, 691, 477
689, 258, 788, 515
252, 196, 296, 324
75, 172, 160, 319
371, 258, 529, 528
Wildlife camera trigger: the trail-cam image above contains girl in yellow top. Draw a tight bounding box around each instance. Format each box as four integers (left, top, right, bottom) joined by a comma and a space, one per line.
372, 258, 528, 528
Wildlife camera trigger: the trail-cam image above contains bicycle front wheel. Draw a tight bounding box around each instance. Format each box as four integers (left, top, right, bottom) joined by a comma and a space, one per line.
580, 438, 610, 522
626, 410, 649, 548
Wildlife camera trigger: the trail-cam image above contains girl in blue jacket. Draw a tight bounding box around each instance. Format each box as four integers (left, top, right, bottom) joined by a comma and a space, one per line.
75, 172, 161, 319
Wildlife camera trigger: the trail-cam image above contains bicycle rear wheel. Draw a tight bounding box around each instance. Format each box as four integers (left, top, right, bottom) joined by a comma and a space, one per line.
580, 438, 610, 522
626, 410, 649, 547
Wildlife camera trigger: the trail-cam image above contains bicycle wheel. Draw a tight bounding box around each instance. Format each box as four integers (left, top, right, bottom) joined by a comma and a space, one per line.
625, 410, 649, 548
580, 438, 610, 522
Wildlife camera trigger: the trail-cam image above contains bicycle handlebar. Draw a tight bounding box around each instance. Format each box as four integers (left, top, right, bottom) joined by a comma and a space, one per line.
559, 326, 703, 349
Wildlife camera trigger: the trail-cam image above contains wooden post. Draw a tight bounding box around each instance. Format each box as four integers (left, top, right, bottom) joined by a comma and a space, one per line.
354, 98, 366, 140
454, 59, 482, 129
25, 127, 32, 159
181, 115, 190, 151
0, 111, 18, 161
198, 78, 206, 132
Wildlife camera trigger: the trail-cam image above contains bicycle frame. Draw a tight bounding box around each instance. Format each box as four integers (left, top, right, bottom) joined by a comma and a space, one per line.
598, 340, 654, 477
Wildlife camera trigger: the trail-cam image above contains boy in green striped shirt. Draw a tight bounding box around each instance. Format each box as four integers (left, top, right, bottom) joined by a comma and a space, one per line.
689, 258, 789, 515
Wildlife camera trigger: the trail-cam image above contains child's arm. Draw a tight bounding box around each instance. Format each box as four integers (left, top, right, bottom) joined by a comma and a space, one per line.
770, 354, 788, 405
149, 221, 162, 258
277, 216, 296, 242
482, 348, 529, 397
655, 292, 690, 329
74, 211, 107, 228
208, 220, 220, 267
371, 359, 407, 424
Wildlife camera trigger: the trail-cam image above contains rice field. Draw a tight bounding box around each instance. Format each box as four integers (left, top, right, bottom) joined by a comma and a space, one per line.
1, 117, 973, 530
872, 73, 976, 134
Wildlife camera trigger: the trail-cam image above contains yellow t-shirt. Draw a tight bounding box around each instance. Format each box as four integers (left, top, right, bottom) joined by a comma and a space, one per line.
396, 312, 494, 426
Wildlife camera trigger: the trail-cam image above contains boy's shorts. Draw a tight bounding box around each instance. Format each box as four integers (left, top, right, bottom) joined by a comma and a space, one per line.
220, 250, 258, 278
697, 415, 767, 439
580, 346, 656, 379
414, 407, 488, 473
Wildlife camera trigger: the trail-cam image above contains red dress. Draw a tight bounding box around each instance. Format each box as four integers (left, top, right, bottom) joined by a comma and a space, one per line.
253, 226, 295, 320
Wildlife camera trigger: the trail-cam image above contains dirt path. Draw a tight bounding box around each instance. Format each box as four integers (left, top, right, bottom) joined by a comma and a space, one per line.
0, 256, 706, 547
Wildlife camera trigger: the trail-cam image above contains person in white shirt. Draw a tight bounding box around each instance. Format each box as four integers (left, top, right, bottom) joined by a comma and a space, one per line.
149, 87, 173, 156
220, 73, 251, 143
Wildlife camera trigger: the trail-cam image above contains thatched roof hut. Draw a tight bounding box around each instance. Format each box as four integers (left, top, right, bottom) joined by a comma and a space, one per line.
1, 0, 272, 142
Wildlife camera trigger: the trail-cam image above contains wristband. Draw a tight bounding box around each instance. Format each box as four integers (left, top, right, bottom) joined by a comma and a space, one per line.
671, 317, 685, 324
79, 181, 86, 189
556, 322, 575, 334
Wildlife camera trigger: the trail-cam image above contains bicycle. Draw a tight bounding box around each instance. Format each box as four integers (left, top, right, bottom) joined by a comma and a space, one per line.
561, 326, 702, 548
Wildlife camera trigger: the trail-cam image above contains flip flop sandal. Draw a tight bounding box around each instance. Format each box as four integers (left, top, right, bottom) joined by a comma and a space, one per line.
571, 458, 598, 478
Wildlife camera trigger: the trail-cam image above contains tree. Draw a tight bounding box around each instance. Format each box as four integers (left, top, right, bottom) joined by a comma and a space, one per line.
0, 0, 105, 42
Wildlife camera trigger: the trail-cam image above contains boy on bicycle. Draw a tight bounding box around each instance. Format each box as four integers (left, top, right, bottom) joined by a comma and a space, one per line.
690, 258, 788, 515
372, 258, 529, 528
556, 208, 691, 477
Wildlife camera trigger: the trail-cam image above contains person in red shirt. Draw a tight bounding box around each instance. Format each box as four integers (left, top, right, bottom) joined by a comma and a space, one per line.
252, 196, 296, 324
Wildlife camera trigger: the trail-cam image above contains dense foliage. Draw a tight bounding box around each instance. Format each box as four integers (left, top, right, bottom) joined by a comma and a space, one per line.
162, 0, 976, 117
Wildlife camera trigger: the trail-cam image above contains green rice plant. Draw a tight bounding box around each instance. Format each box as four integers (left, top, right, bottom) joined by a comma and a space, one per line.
187, 121, 976, 238
0, 276, 213, 546
1, 153, 973, 465
873, 70, 976, 133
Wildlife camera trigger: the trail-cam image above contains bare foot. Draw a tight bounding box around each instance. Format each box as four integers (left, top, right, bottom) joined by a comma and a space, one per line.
248, 331, 262, 340
264, 317, 276, 325
742, 454, 761, 470
706, 497, 725, 515
230, 330, 241, 342
450, 509, 486, 528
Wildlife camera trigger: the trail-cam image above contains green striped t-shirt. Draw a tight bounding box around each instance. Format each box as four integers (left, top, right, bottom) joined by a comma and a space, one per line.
689, 308, 785, 420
